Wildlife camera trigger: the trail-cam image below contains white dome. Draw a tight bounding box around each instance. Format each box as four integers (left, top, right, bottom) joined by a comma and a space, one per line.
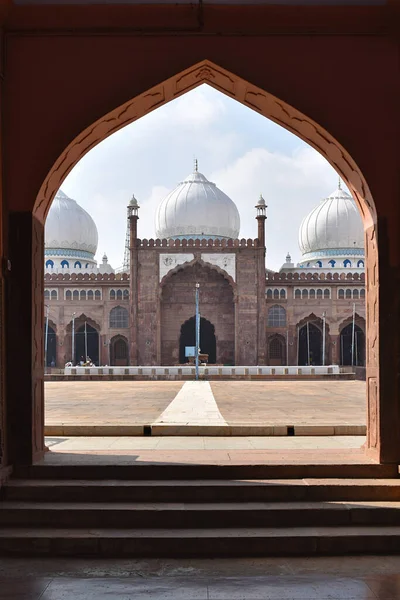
45, 190, 98, 257
298, 186, 364, 263
155, 169, 240, 240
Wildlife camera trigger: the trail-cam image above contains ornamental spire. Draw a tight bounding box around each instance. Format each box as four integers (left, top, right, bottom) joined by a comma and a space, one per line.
194, 158, 198, 173
338, 177, 342, 190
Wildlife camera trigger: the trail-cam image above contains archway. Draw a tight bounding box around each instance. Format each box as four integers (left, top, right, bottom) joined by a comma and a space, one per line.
298, 323, 322, 366
110, 335, 129, 366
179, 317, 216, 364
268, 334, 286, 366
75, 323, 99, 365
44, 325, 57, 368
340, 324, 365, 367
21, 60, 385, 463
161, 261, 235, 366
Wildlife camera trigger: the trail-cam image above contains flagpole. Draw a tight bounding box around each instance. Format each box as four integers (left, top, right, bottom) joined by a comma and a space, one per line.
84, 320, 88, 362
322, 311, 326, 366
351, 303, 356, 367
307, 321, 310, 366
286, 329, 289, 366
71, 312, 76, 364
195, 283, 200, 381
45, 304, 49, 368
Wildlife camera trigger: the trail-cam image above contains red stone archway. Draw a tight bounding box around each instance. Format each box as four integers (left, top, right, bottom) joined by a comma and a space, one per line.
14, 60, 384, 463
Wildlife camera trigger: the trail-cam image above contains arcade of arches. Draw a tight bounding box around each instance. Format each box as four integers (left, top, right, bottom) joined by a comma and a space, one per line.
1, 4, 399, 471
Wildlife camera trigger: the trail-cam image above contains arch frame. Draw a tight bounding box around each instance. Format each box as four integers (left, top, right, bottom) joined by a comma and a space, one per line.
9, 59, 385, 464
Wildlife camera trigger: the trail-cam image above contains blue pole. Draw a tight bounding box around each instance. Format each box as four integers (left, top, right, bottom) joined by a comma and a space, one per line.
195, 283, 200, 381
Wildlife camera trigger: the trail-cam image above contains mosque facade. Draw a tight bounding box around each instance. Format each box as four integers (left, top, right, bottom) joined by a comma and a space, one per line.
44, 168, 366, 369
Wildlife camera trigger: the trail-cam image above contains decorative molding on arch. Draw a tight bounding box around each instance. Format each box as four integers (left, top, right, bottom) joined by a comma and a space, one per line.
34, 59, 376, 232
159, 256, 237, 295
339, 313, 366, 334
296, 313, 326, 333
65, 313, 101, 333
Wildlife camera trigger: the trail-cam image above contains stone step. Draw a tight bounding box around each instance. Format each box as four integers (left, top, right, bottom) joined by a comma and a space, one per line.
0, 526, 399, 557
4, 478, 400, 503
13, 461, 398, 480
2, 500, 400, 529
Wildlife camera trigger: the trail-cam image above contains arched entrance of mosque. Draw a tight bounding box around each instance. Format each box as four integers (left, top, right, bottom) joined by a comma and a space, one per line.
44, 325, 57, 368
179, 317, 216, 364
25, 60, 388, 464
110, 335, 129, 366
340, 324, 366, 367
161, 261, 235, 366
298, 323, 322, 366
75, 324, 99, 365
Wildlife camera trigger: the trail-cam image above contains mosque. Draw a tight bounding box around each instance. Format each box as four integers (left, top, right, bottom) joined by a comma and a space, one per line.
44, 166, 366, 369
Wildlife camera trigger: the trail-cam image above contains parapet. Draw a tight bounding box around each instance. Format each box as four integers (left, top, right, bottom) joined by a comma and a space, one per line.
136, 238, 259, 248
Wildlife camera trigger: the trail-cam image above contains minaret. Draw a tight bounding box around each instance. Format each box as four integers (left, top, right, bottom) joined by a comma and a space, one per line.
255, 194, 267, 248
255, 194, 267, 365
127, 194, 139, 365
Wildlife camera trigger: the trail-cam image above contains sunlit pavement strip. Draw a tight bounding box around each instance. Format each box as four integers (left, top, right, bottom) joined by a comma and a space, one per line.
45, 436, 366, 452
152, 381, 228, 426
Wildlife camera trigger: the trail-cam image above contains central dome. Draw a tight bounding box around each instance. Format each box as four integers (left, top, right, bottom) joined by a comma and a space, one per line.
155, 168, 240, 240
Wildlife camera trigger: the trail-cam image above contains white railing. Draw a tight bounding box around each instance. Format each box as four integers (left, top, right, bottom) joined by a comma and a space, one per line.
64, 365, 341, 376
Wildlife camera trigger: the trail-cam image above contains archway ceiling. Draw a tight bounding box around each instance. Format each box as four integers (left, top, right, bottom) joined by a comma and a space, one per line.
12, 0, 387, 5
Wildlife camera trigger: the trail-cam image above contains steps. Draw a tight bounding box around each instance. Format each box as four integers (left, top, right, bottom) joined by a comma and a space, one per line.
2, 475, 400, 556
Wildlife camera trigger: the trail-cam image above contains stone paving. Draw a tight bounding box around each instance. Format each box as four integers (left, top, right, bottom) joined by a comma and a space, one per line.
44, 436, 370, 466
1, 556, 400, 599
45, 380, 366, 435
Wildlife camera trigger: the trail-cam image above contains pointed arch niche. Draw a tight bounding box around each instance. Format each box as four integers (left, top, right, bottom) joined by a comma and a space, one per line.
25, 61, 381, 463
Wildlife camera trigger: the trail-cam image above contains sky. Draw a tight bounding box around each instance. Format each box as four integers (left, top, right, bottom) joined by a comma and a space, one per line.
60, 83, 347, 272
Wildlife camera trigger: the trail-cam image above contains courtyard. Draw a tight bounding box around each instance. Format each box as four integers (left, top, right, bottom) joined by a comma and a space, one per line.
45, 380, 366, 436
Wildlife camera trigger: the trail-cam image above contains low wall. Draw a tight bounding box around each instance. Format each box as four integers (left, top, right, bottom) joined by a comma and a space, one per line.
65, 365, 340, 376
44, 365, 357, 382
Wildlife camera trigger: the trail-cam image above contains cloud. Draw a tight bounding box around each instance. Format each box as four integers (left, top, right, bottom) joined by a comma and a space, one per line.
211, 146, 340, 270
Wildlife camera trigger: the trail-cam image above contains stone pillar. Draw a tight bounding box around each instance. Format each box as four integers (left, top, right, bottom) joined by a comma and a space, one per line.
6, 212, 46, 465
365, 220, 400, 464
330, 334, 340, 365
56, 331, 65, 368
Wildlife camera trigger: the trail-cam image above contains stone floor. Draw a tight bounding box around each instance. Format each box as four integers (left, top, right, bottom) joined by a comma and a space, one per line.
43, 435, 373, 467
45, 381, 366, 433
46, 435, 365, 452
1, 556, 400, 598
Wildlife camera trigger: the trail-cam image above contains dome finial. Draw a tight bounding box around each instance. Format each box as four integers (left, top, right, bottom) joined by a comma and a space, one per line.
338, 177, 342, 190
194, 158, 198, 173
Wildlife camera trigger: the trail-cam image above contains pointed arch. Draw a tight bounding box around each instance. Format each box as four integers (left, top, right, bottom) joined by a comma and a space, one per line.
25, 58, 385, 461
160, 256, 237, 298
34, 60, 376, 232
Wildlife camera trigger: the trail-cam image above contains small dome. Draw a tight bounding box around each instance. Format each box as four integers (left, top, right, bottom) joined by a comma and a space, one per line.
299, 186, 364, 259
45, 190, 98, 256
155, 168, 240, 240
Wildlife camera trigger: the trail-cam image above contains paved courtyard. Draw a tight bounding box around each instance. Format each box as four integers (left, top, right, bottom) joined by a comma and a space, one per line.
45, 380, 366, 435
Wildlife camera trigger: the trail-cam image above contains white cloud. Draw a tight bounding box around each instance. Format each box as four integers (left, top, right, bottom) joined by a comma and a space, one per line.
211, 146, 339, 270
